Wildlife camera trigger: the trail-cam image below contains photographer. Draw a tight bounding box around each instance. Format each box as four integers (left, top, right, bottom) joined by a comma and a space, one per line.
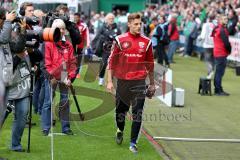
55, 4, 82, 54
93, 13, 121, 86
6, 20, 31, 152
42, 19, 77, 136
19, 2, 43, 116
0, 8, 16, 129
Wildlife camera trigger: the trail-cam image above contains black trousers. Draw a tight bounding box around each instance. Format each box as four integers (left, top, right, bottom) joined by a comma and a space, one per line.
115, 79, 146, 144
156, 43, 169, 65
99, 53, 109, 78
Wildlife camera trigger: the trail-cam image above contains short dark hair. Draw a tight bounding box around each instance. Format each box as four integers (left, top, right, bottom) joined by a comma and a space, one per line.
20, 2, 33, 11
56, 4, 68, 13
128, 13, 141, 23
74, 12, 81, 17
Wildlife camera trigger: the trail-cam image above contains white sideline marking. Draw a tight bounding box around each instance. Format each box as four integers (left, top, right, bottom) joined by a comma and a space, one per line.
153, 137, 240, 143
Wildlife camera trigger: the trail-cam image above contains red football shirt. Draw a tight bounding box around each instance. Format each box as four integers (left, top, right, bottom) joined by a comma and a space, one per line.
108, 32, 154, 80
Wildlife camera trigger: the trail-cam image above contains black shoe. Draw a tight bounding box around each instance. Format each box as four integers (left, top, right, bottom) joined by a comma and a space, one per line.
115, 129, 123, 145
12, 148, 25, 152
215, 91, 230, 96
0, 157, 8, 160
63, 129, 74, 135
42, 130, 49, 136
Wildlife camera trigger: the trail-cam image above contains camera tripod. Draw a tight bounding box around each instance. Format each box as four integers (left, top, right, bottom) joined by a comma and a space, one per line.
27, 68, 35, 153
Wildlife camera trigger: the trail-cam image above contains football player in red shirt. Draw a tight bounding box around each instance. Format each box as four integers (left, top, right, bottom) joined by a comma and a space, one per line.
107, 13, 156, 153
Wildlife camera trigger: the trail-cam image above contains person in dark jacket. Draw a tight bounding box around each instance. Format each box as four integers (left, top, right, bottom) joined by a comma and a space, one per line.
227, 9, 238, 36
154, 15, 170, 66
212, 15, 231, 96
94, 13, 121, 86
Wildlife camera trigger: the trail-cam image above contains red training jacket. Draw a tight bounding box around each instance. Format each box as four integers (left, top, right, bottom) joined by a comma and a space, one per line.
212, 24, 230, 58
45, 41, 77, 80
108, 32, 154, 80
168, 21, 179, 41
76, 22, 90, 49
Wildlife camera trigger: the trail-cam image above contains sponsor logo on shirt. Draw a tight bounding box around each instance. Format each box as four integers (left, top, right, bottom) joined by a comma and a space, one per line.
139, 42, 145, 49
121, 41, 132, 49
125, 53, 143, 57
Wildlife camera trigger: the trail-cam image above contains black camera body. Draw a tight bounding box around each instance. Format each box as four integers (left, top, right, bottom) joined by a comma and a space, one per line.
12, 16, 40, 26
42, 12, 82, 46
42, 12, 69, 28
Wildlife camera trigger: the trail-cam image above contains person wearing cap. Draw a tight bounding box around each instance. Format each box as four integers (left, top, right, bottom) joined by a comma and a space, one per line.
41, 19, 77, 136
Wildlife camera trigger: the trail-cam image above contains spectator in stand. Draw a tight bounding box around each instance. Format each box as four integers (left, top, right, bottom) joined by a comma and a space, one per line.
182, 13, 198, 57
153, 15, 169, 67
167, 14, 179, 63
148, 17, 158, 37
227, 9, 238, 35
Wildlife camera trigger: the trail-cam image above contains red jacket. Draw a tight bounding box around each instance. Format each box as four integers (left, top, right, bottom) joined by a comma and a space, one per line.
76, 22, 90, 49
45, 41, 77, 80
212, 24, 230, 58
108, 32, 154, 80
168, 21, 179, 41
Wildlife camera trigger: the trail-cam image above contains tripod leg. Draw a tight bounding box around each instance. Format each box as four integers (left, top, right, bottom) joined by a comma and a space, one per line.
27, 70, 34, 153
69, 86, 84, 121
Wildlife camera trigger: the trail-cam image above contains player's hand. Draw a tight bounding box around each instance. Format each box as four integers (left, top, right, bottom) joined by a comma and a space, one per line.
146, 84, 156, 99
64, 79, 72, 87
106, 81, 114, 93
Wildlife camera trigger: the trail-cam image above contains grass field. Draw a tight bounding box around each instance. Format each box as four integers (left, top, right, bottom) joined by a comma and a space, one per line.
0, 63, 162, 160
144, 55, 240, 160
1, 55, 240, 160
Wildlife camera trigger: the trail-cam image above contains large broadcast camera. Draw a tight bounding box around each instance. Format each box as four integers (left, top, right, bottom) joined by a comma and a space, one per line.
12, 15, 61, 48
42, 11, 82, 46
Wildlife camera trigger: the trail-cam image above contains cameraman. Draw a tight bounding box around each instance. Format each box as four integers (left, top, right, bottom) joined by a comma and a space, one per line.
42, 19, 77, 136
55, 4, 81, 54
19, 2, 43, 115
95, 13, 121, 86
0, 8, 16, 129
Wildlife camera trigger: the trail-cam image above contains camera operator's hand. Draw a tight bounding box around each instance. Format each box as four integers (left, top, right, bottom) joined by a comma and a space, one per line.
51, 78, 58, 85
5, 11, 16, 22
64, 78, 71, 87
18, 18, 27, 33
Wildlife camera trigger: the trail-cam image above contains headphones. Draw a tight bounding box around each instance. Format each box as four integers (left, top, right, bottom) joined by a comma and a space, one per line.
19, 4, 25, 16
